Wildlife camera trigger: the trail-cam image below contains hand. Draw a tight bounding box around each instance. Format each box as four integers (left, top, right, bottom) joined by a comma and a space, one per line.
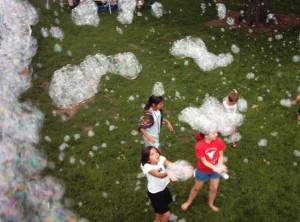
212, 164, 227, 174
147, 136, 155, 145
291, 100, 297, 105
216, 163, 227, 171
167, 171, 177, 181
167, 121, 173, 131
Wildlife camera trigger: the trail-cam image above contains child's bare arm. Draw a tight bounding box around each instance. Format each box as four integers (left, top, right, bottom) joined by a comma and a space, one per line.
148, 169, 167, 178
292, 94, 300, 105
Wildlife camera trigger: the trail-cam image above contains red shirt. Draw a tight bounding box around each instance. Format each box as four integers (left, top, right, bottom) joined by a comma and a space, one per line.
195, 137, 226, 173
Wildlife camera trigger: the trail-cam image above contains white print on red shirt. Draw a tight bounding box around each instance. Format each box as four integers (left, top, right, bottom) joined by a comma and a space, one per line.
205, 148, 218, 164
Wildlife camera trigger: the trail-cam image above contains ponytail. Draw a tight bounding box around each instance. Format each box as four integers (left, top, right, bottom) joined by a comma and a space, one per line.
144, 95, 164, 110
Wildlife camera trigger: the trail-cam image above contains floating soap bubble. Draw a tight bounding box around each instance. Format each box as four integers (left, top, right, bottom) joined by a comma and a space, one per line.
54, 43, 63, 52
71, 0, 100, 27
88, 130, 95, 137
80, 53, 110, 92
231, 44, 240, 54
246, 72, 255, 79
63, 135, 71, 142
179, 96, 244, 136
294, 150, 300, 157
216, 3, 226, 19
151, 2, 164, 18
49, 65, 96, 108
275, 34, 283, 40
108, 52, 142, 79
40, 27, 49, 37
74, 134, 81, 140
258, 139, 268, 147
152, 82, 165, 96
131, 130, 139, 136
166, 160, 194, 181
226, 17, 234, 26
50, 26, 64, 41
201, 3, 206, 13
170, 36, 233, 72
292, 55, 300, 63
116, 26, 123, 34
280, 99, 292, 107
117, 0, 136, 24
266, 13, 278, 24
270, 131, 278, 137
237, 97, 248, 112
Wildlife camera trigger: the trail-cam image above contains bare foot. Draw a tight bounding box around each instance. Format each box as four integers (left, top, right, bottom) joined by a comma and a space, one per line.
209, 204, 219, 212
181, 202, 190, 211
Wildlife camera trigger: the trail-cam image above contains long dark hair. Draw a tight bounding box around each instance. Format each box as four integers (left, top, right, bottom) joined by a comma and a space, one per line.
144, 95, 164, 110
141, 146, 161, 166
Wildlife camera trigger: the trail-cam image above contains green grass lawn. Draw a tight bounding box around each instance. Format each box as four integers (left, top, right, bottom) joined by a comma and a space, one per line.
24, 0, 300, 221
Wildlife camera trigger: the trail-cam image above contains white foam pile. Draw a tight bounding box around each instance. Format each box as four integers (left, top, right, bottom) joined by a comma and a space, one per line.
49, 26, 64, 41
49, 52, 142, 108
170, 36, 234, 71
108, 52, 142, 79
266, 13, 278, 24
152, 82, 165, 96
166, 160, 194, 181
216, 3, 226, 19
280, 99, 292, 107
226, 17, 235, 26
0, 0, 84, 221
231, 44, 240, 54
71, 0, 100, 27
178, 96, 244, 136
151, 2, 164, 18
117, 0, 136, 24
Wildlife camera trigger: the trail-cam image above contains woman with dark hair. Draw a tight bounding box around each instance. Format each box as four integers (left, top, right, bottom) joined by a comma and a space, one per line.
139, 95, 173, 153
140, 146, 173, 222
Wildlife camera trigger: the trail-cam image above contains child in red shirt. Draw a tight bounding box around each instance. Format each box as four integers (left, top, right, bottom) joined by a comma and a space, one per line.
182, 130, 226, 212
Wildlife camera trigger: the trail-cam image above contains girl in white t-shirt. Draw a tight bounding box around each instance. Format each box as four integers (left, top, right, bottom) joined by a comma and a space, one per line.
223, 89, 240, 148
139, 95, 173, 153
141, 146, 173, 222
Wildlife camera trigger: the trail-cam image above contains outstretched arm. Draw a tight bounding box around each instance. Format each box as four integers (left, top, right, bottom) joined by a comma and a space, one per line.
163, 118, 173, 131
292, 94, 300, 105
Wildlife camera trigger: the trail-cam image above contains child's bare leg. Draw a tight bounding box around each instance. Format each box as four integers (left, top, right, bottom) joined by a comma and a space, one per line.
208, 179, 220, 212
181, 180, 204, 211
154, 213, 160, 222
160, 211, 170, 222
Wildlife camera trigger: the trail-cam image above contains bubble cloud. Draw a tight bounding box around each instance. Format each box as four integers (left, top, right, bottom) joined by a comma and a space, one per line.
170, 36, 234, 71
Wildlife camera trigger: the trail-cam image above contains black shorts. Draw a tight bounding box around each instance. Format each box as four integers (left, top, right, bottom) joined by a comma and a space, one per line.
148, 187, 173, 214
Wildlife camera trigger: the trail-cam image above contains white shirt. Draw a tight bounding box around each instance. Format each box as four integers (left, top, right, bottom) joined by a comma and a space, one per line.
146, 109, 161, 137
141, 156, 170, 193
223, 100, 238, 113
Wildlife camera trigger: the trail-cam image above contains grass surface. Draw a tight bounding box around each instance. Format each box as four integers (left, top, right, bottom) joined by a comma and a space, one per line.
25, 0, 300, 221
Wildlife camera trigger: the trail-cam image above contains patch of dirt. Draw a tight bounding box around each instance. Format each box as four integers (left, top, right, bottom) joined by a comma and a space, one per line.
128, 43, 140, 50
81, 125, 95, 132
205, 11, 300, 33
53, 96, 94, 121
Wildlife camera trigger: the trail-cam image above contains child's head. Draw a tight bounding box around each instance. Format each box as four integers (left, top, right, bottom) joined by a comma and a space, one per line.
228, 89, 239, 103
199, 130, 218, 141
145, 95, 164, 110
141, 146, 161, 165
